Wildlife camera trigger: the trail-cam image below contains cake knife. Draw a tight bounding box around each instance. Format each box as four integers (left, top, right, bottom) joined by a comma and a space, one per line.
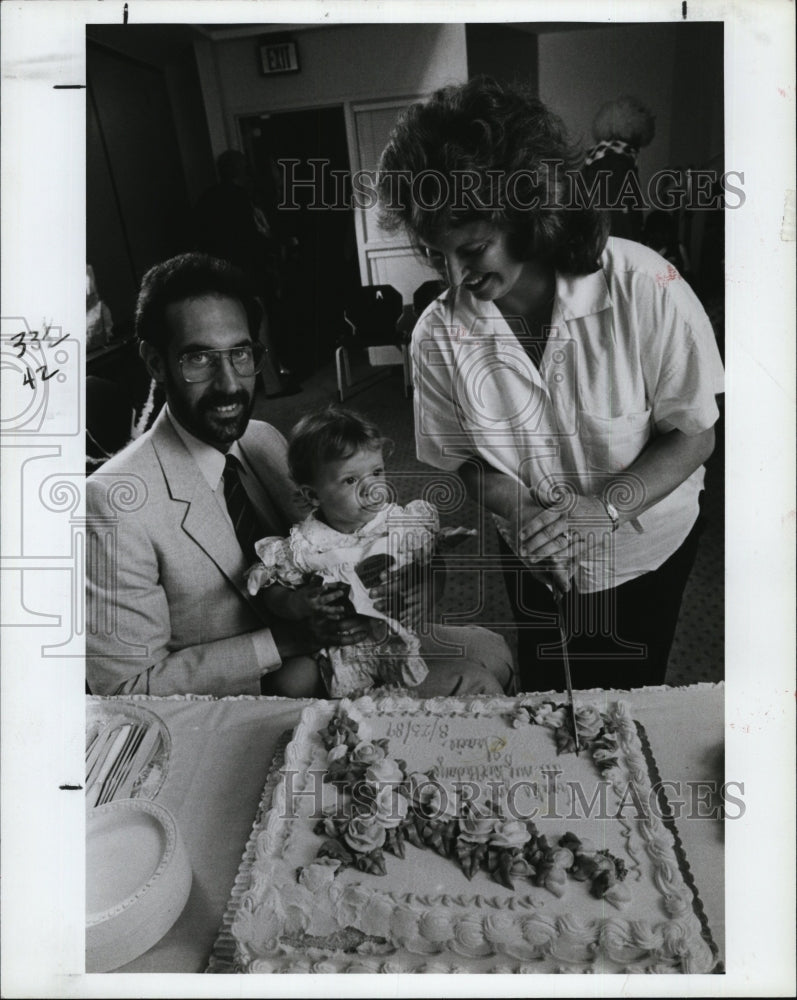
552, 587, 581, 755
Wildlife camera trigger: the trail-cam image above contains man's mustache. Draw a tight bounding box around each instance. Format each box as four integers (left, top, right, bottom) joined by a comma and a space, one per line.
199, 390, 251, 411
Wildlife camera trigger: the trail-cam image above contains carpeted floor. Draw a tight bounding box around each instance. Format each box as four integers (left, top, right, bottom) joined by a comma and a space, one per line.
255, 353, 725, 688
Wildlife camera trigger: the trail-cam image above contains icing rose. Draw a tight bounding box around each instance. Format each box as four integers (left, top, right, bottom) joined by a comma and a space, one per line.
369, 783, 409, 829
574, 704, 604, 741
364, 757, 404, 786
351, 740, 386, 767
489, 819, 531, 850
343, 814, 386, 854
458, 802, 499, 844
297, 857, 340, 893
551, 847, 575, 869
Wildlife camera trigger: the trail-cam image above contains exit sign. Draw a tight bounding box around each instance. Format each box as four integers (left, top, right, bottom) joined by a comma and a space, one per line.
258, 38, 300, 76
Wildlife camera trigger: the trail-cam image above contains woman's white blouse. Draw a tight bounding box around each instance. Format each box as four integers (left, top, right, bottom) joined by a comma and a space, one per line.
411, 238, 725, 593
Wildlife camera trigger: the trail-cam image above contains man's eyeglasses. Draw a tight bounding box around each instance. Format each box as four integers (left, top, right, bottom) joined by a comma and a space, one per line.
178, 344, 264, 383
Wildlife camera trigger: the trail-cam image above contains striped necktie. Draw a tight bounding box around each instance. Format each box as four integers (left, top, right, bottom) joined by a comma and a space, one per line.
222, 454, 265, 560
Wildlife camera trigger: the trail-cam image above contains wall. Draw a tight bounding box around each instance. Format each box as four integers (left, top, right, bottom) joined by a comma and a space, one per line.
202, 23, 468, 155
85, 26, 217, 332
87, 41, 193, 328
466, 24, 538, 91
538, 24, 678, 185
538, 22, 724, 282
670, 22, 724, 172
538, 21, 724, 178
164, 46, 217, 207
87, 26, 216, 208
194, 24, 468, 305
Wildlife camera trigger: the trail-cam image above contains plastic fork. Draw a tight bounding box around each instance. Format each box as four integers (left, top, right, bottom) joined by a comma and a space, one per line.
96, 725, 146, 806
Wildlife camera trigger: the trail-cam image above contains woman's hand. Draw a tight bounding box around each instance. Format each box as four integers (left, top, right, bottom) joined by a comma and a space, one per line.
517, 495, 615, 593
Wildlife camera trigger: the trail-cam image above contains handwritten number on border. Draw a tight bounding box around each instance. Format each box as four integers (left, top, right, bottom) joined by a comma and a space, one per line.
14, 326, 68, 388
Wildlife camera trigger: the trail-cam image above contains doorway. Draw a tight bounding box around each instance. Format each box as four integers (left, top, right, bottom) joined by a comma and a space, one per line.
239, 106, 360, 377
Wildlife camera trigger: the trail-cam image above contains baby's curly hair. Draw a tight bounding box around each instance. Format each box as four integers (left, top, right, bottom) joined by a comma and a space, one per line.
288, 405, 388, 488
377, 76, 607, 276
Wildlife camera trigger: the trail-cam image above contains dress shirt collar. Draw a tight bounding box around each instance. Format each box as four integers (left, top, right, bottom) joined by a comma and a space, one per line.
165, 407, 246, 491
554, 261, 612, 322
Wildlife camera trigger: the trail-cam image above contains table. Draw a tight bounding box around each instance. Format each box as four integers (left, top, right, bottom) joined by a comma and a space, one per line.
87, 684, 725, 973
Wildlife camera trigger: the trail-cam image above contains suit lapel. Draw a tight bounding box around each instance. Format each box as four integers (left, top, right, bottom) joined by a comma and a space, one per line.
150, 412, 270, 623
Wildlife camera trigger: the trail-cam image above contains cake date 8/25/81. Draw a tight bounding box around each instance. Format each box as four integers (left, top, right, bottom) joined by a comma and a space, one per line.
385, 718, 449, 745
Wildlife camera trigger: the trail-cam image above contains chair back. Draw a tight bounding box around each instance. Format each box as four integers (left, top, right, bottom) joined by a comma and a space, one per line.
344, 284, 403, 346
413, 279, 447, 317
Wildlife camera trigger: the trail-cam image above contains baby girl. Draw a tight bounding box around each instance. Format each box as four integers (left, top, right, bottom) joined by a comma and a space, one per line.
246, 404, 473, 697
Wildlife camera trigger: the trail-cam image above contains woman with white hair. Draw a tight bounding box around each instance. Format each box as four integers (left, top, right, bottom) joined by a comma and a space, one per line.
582, 95, 656, 241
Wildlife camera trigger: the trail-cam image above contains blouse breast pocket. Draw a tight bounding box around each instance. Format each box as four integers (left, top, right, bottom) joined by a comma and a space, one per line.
578, 408, 652, 474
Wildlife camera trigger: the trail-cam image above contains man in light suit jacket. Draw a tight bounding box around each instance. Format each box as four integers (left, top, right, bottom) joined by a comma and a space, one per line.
87, 253, 512, 697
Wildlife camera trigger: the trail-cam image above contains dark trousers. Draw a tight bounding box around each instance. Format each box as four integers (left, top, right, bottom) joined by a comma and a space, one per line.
501, 507, 706, 692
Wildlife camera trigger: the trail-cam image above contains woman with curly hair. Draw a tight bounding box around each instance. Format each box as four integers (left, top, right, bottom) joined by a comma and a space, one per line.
377, 77, 724, 692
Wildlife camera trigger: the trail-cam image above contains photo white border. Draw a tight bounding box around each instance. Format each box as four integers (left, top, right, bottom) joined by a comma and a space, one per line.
1, 1, 795, 997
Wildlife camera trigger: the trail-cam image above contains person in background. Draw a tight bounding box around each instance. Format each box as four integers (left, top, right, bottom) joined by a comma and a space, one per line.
194, 149, 299, 398
377, 77, 724, 692
582, 95, 656, 242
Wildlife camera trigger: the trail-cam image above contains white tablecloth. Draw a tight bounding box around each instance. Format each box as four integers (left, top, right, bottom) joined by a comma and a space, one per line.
87, 683, 724, 973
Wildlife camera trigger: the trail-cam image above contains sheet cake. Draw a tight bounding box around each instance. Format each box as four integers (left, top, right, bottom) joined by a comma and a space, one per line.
213, 693, 718, 974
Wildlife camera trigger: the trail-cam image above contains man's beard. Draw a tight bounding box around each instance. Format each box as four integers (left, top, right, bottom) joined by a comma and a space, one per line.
165, 374, 255, 448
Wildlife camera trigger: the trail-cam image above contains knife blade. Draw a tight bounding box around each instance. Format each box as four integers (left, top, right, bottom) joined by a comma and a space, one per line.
552, 587, 581, 755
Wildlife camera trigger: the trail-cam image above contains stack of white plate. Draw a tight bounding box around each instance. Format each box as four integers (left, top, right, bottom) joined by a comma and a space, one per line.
86, 798, 192, 972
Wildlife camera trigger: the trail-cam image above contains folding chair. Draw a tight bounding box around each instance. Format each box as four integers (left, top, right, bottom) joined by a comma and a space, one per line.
412, 278, 447, 318
336, 284, 409, 402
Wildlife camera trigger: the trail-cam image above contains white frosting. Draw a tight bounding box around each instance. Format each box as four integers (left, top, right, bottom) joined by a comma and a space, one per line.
223, 694, 717, 974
